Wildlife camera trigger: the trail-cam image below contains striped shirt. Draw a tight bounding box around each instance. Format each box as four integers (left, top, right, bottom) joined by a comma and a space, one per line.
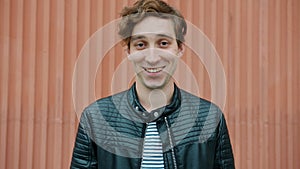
141, 122, 164, 169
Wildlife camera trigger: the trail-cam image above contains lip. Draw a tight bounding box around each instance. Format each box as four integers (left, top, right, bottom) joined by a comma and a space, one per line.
143, 66, 166, 75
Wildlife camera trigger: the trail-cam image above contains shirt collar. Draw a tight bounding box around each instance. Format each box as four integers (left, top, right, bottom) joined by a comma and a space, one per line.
128, 82, 181, 122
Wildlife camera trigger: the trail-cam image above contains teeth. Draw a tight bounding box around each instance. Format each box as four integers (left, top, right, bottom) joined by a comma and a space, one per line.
145, 67, 163, 73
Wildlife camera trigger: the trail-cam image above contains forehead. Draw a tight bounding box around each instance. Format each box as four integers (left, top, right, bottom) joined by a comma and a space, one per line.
131, 16, 176, 38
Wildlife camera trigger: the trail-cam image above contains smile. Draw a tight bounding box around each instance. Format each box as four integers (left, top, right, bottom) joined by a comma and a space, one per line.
143, 66, 165, 73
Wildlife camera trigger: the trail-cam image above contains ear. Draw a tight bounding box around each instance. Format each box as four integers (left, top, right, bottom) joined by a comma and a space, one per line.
124, 47, 130, 57
177, 44, 185, 57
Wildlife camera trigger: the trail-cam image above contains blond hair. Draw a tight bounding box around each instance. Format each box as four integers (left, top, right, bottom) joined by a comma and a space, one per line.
118, 0, 187, 49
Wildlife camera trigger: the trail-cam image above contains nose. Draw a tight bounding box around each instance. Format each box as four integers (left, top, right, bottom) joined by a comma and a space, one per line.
144, 48, 161, 65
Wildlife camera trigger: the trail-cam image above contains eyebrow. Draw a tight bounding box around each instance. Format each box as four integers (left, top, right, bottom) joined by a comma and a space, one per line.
130, 34, 175, 41
157, 34, 175, 40
130, 35, 146, 41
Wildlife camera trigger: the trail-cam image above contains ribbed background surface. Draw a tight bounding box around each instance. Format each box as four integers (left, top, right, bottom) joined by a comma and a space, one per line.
0, 0, 299, 169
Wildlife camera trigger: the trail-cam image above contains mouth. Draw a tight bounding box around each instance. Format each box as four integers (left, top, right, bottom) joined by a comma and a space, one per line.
143, 66, 166, 73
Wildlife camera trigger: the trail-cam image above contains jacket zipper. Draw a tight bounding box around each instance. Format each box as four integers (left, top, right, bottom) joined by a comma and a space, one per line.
164, 117, 178, 169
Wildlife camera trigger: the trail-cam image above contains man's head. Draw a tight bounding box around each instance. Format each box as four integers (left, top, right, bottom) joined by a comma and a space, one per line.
118, 0, 187, 91
118, 0, 187, 49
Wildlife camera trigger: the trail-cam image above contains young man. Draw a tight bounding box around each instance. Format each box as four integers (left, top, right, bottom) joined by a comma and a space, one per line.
71, 0, 235, 168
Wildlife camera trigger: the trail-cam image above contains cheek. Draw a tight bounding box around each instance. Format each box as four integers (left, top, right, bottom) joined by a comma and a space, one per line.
169, 58, 179, 69
132, 62, 142, 71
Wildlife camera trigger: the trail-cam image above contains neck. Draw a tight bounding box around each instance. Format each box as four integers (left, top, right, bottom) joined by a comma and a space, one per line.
136, 81, 174, 112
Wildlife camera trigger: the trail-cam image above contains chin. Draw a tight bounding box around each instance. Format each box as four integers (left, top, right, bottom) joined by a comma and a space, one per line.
142, 78, 172, 90
136, 74, 173, 90
142, 82, 163, 89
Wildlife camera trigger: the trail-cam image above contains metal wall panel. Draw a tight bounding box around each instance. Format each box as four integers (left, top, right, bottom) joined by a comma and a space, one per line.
0, 0, 299, 168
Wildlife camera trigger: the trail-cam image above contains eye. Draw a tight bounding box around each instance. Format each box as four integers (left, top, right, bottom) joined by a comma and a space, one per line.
134, 41, 147, 50
159, 40, 170, 48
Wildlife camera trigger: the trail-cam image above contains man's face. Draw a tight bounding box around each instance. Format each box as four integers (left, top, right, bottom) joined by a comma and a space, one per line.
128, 16, 184, 90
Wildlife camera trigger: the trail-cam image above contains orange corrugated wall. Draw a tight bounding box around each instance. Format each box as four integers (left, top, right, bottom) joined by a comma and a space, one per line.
0, 0, 299, 168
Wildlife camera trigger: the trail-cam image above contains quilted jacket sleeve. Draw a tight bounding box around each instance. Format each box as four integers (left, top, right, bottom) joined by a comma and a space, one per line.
70, 123, 97, 169
214, 113, 235, 169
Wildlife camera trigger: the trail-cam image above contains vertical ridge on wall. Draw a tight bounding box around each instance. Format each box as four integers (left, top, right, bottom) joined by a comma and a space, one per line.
7, 0, 24, 168
267, 1, 275, 168
273, 0, 281, 168
258, 0, 269, 168
20, 0, 37, 169
47, 0, 65, 168
62, 0, 78, 168
0, 0, 299, 169
240, 1, 247, 169
280, 1, 288, 168
0, 0, 10, 168
233, 0, 241, 167
286, 0, 293, 167
246, 0, 253, 168
291, 0, 300, 168
33, 0, 50, 168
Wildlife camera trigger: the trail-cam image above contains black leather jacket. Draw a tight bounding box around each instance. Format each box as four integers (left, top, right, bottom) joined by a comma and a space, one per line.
71, 84, 235, 169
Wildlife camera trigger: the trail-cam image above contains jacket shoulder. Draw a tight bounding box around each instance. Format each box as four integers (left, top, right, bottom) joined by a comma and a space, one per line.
83, 90, 127, 114
179, 89, 221, 113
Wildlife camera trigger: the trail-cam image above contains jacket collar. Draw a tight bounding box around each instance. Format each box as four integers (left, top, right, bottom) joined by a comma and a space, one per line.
127, 83, 181, 122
